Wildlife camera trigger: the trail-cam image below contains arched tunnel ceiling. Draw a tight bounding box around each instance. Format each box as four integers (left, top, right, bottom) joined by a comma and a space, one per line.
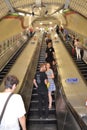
31, 15, 60, 27
0, 0, 87, 41
0, 0, 87, 19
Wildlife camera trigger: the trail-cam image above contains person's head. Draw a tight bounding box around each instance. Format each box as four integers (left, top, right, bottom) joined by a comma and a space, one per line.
40, 63, 46, 72
46, 63, 51, 69
47, 41, 52, 48
72, 34, 75, 38
76, 38, 79, 42
4, 75, 19, 90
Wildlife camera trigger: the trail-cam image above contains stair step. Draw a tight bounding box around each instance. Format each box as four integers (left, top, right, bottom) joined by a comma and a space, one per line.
27, 114, 57, 124
77, 64, 87, 67
0, 79, 3, 82
27, 123, 57, 130
31, 93, 55, 99
0, 75, 5, 78
81, 70, 87, 73
28, 108, 56, 115
75, 62, 85, 64
30, 100, 55, 104
79, 67, 87, 70
0, 71, 7, 74
83, 75, 87, 78
30, 103, 55, 109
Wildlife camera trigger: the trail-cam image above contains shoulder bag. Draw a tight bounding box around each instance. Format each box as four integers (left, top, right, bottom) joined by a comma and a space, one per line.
0, 93, 13, 124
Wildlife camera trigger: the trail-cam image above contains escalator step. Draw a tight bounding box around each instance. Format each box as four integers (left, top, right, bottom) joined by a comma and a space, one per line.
30, 101, 55, 108
79, 67, 87, 70
27, 123, 57, 130
28, 108, 56, 115
31, 93, 55, 100
27, 114, 57, 124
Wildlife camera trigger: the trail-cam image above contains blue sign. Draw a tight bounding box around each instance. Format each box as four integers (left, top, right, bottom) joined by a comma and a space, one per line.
65, 78, 79, 83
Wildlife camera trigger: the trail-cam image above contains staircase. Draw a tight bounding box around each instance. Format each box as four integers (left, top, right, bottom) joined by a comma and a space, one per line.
0, 38, 31, 84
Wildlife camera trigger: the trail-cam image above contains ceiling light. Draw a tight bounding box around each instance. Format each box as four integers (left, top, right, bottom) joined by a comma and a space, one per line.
49, 22, 52, 24
36, 27, 39, 29
59, 9, 63, 13
18, 12, 25, 16
39, 7, 41, 10
40, 22, 43, 25
26, 14, 30, 16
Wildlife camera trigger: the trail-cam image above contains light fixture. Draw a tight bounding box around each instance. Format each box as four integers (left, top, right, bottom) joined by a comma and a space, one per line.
59, 9, 63, 13
40, 22, 43, 25
49, 22, 52, 24
18, 12, 25, 16
26, 14, 30, 16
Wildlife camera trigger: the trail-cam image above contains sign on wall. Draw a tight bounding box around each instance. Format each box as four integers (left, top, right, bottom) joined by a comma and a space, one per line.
65, 78, 79, 84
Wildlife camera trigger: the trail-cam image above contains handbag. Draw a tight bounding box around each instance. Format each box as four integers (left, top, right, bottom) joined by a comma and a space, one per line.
0, 93, 13, 124
46, 82, 50, 88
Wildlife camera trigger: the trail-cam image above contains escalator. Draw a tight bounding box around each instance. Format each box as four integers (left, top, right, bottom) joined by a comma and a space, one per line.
59, 33, 87, 81
26, 34, 87, 130
26, 38, 58, 130
0, 36, 31, 84
56, 85, 87, 130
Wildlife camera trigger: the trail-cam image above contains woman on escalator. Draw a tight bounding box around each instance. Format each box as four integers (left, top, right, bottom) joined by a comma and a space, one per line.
74, 38, 82, 60
46, 63, 56, 109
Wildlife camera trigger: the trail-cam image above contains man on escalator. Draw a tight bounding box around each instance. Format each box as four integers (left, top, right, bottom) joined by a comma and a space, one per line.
0, 75, 26, 130
33, 63, 49, 119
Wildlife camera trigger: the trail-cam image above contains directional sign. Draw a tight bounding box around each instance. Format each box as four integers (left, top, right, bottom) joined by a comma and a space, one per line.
65, 78, 79, 83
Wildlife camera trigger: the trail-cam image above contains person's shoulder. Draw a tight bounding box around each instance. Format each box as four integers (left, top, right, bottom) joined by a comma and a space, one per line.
12, 93, 22, 99
35, 72, 40, 76
49, 68, 53, 72
46, 47, 49, 50
42, 71, 46, 75
41, 71, 45, 74
37, 71, 40, 75
52, 47, 54, 49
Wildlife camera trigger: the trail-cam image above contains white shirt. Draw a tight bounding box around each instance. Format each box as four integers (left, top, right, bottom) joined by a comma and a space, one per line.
0, 92, 26, 130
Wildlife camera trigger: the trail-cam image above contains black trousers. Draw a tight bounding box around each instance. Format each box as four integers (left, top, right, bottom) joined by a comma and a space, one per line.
38, 91, 48, 118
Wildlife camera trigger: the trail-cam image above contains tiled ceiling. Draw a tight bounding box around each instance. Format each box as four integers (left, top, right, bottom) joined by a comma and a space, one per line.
0, 0, 87, 19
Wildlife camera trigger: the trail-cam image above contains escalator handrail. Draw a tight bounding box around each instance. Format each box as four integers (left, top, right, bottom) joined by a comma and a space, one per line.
58, 80, 87, 130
